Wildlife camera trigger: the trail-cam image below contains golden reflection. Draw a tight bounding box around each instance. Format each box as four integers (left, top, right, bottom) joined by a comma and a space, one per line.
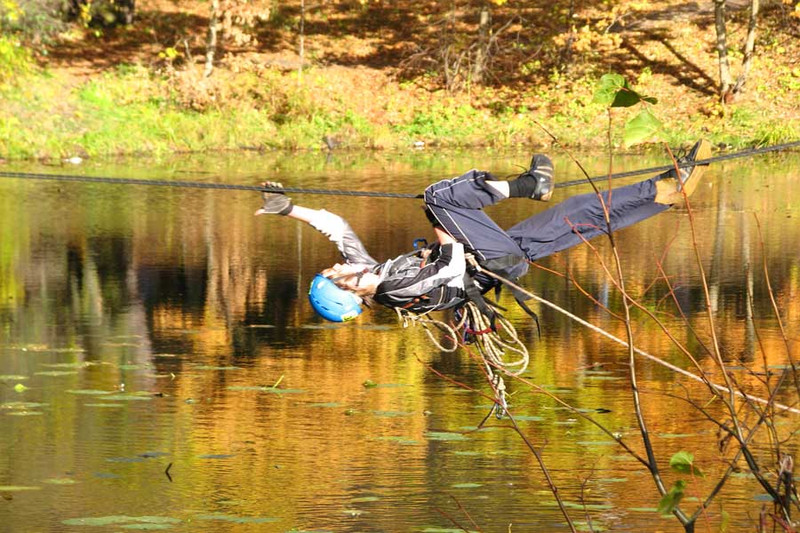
1, 152, 799, 530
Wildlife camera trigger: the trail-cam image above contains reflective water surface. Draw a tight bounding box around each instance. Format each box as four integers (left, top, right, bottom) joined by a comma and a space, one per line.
1, 149, 799, 532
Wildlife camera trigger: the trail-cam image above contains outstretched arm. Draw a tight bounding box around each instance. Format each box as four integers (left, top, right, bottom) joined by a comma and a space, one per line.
255, 182, 378, 267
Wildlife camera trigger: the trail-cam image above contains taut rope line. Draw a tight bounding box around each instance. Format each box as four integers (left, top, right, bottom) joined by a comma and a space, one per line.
1, 140, 798, 198
471, 265, 800, 416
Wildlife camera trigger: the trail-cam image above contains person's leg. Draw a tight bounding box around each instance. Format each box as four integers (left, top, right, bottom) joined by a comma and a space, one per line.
507, 176, 669, 261
424, 170, 526, 262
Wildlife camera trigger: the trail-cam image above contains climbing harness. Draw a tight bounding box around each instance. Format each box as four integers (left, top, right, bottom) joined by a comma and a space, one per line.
1, 140, 798, 196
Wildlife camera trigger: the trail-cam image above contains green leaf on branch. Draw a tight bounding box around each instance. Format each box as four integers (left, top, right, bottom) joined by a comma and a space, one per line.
623, 108, 662, 147
669, 451, 705, 477
657, 480, 687, 515
593, 73, 626, 106
593, 73, 659, 108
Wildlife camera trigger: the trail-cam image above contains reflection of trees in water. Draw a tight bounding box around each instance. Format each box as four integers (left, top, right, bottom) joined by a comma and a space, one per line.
2, 154, 800, 530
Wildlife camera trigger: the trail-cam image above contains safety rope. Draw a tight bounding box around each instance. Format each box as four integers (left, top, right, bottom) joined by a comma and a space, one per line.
1, 140, 797, 198
394, 307, 460, 352
474, 267, 800, 416
397, 299, 529, 419
455, 301, 530, 419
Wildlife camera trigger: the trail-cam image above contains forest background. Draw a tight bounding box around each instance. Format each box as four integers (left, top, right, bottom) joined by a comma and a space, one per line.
1, 0, 799, 160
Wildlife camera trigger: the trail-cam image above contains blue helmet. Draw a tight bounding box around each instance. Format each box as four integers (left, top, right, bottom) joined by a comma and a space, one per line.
308, 274, 363, 322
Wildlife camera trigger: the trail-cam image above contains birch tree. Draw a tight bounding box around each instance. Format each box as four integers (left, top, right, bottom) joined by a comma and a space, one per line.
713, 0, 760, 102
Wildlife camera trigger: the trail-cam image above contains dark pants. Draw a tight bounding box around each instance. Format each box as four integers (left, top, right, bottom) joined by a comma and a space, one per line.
424, 170, 668, 277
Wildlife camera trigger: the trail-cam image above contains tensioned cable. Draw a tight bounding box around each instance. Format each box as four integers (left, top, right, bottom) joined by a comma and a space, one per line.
0, 140, 798, 198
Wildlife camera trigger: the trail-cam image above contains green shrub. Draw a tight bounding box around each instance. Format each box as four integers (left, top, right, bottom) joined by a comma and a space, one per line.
0, 35, 34, 86
1, 0, 67, 42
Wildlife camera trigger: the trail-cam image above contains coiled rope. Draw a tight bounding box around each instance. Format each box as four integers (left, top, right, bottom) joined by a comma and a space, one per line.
396, 298, 529, 419
1, 140, 797, 198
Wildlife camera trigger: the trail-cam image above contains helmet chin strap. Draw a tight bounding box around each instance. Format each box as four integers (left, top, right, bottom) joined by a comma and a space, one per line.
328, 268, 369, 288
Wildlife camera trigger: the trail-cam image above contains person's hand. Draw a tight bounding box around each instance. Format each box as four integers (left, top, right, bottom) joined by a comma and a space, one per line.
255, 181, 294, 216
321, 263, 359, 278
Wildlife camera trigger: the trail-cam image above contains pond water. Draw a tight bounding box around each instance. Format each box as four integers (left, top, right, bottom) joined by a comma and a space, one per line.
1, 148, 799, 532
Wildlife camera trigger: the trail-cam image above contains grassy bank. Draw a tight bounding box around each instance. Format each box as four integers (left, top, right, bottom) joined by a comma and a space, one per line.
1, 35, 798, 161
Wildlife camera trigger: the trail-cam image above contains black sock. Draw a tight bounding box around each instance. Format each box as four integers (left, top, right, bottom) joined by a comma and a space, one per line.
508, 174, 537, 198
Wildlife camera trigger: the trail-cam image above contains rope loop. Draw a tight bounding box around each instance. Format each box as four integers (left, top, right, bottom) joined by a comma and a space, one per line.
397, 299, 530, 419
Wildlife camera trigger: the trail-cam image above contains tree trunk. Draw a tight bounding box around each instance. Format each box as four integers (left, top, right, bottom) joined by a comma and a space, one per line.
713, 0, 732, 101
204, 0, 220, 78
732, 0, 760, 95
472, 3, 490, 85
299, 0, 305, 81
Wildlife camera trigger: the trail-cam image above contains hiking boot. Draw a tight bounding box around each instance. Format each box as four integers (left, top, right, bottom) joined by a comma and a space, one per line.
509, 154, 555, 201
255, 182, 294, 216
655, 140, 712, 205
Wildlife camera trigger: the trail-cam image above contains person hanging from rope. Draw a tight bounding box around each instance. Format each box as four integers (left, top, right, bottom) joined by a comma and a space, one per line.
255, 140, 712, 323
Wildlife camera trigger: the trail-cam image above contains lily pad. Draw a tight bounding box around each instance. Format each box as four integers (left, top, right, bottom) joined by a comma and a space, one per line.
138, 452, 169, 458
84, 403, 125, 408
119, 364, 151, 371
512, 415, 545, 421
62, 516, 180, 527
43, 478, 78, 485
422, 527, 475, 533
106, 457, 146, 463
66, 389, 115, 395
350, 496, 381, 503
0, 486, 40, 491
425, 431, 469, 441
102, 342, 142, 348
2, 401, 47, 410
41, 362, 91, 369
376, 436, 419, 445
0, 375, 28, 381
544, 501, 613, 511
372, 410, 413, 417
92, 472, 120, 479
195, 513, 278, 524
575, 521, 607, 532
34, 371, 79, 377
226, 386, 305, 394
451, 483, 482, 489
264, 388, 305, 395
119, 525, 173, 530
7, 411, 44, 416
100, 394, 153, 401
